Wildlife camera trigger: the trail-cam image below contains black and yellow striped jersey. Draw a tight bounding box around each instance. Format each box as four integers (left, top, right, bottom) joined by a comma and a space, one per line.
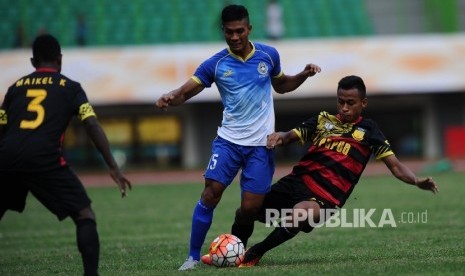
291, 111, 393, 207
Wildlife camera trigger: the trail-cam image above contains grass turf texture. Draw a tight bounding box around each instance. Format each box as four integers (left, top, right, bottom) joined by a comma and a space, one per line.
0, 171, 464, 275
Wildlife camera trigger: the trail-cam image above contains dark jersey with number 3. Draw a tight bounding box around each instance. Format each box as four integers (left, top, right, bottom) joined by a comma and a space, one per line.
0, 68, 96, 172
290, 111, 394, 207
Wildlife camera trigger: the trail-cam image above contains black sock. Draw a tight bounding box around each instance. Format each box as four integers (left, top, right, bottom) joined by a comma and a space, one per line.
76, 219, 100, 276
231, 219, 254, 248
251, 226, 297, 257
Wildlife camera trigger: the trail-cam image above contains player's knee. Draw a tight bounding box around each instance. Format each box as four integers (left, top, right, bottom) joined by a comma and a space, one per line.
293, 201, 321, 223
201, 184, 224, 207
73, 206, 96, 222
234, 207, 257, 224
239, 203, 261, 219
240, 193, 265, 218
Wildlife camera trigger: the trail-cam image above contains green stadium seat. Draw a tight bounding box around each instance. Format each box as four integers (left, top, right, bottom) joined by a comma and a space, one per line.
0, 0, 382, 49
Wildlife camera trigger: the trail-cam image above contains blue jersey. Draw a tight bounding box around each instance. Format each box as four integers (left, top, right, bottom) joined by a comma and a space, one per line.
192, 42, 283, 146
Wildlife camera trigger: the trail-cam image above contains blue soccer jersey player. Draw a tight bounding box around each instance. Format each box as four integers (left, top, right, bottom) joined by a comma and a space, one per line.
155, 4, 321, 270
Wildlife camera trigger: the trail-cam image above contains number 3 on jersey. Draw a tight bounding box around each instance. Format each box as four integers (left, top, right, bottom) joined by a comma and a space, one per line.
20, 89, 47, 129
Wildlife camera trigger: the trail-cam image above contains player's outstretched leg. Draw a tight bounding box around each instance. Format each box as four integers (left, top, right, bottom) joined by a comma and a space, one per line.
239, 245, 262, 267
240, 226, 297, 267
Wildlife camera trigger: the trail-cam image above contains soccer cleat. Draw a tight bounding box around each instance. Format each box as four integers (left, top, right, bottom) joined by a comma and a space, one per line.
178, 256, 199, 271
238, 249, 262, 267
201, 254, 212, 265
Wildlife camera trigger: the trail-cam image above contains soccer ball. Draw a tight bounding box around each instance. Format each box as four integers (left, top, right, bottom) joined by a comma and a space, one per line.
208, 233, 245, 267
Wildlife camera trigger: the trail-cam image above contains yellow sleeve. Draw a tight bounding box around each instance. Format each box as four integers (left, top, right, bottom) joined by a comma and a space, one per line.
376, 151, 394, 160
292, 128, 305, 144
77, 103, 96, 121
0, 109, 7, 125
191, 76, 203, 85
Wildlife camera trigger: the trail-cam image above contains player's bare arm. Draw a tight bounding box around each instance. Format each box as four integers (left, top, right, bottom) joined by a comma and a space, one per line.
82, 116, 132, 197
271, 63, 321, 94
382, 154, 439, 194
267, 130, 300, 149
155, 79, 204, 111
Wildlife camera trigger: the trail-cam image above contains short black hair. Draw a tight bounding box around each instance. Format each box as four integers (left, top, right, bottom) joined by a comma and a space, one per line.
338, 75, 366, 98
32, 34, 61, 63
221, 4, 249, 25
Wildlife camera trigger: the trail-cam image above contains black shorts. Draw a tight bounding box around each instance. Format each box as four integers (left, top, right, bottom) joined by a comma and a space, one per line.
0, 167, 91, 221
258, 174, 335, 232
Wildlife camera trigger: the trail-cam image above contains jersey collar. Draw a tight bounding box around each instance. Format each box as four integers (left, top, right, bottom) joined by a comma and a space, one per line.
36, 68, 58, 73
336, 114, 363, 124
228, 41, 255, 62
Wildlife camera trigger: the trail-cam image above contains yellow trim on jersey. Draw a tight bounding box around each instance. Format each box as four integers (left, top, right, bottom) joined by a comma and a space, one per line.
292, 128, 305, 144
376, 151, 394, 160
191, 76, 203, 85
77, 103, 96, 121
272, 71, 284, 79
228, 41, 256, 62
0, 109, 7, 125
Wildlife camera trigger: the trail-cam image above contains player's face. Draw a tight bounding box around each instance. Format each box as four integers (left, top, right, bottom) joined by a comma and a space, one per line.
222, 19, 252, 58
336, 88, 367, 123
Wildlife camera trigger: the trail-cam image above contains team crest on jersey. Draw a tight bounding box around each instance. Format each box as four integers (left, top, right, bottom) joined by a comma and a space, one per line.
257, 62, 268, 75
324, 122, 334, 130
352, 127, 366, 141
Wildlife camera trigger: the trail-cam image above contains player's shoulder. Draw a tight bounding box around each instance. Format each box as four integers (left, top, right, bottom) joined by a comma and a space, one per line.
357, 116, 383, 132
358, 116, 377, 126
253, 41, 276, 50
209, 48, 231, 60
57, 73, 80, 85
318, 111, 336, 121
8, 72, 34, 89
55, 73, 86, 94
253, 42, 278, 54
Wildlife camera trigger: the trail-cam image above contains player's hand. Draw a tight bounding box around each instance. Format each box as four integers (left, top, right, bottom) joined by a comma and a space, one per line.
416, 177, 439, 194
303, 63, 321, 78
267, 133, 283, 149
155, 94, 174, 111
110, 169, 132, 198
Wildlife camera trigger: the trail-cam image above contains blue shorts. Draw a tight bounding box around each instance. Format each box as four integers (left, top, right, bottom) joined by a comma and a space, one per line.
204, 136, 275, 194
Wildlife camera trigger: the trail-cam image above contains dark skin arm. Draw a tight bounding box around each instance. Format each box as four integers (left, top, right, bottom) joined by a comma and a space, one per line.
271, 63, 321, 94
382, 154, 439, 193
266, 130, 300, 148
82, 116, 132, 197
155, 79, 204, 111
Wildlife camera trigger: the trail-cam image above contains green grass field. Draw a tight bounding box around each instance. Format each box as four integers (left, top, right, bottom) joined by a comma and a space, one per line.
1, 171, 464, 275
